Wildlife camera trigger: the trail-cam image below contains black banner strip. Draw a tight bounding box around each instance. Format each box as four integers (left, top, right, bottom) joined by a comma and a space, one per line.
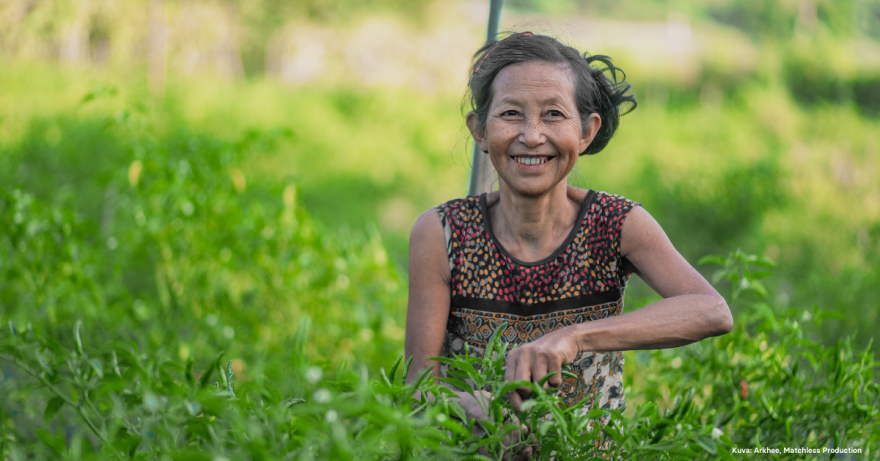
451, 290, 622, 317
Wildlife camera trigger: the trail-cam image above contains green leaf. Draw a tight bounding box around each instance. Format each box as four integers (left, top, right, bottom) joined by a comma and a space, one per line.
748, 280, 769, 298
380, 367, 393, 387
477, 419, 497, 434
88, 359, 104, 379
536, 371, 557, 387
698, 255, 725, 267
401, 355, 415, 383
199, 351, 225, 388
73, 320, 83, 357
693, 436, 717, 454
388, 353, 403, 384
455, 360, 481, 382
43, 396, 64, 422
436, 377, 474, 396
110, 350, 122, 376
484, 321, 508, 357
36, 428, 65, 456
185, 356, 195, 387
756, 255, 777, 267
447, 400, 467, 421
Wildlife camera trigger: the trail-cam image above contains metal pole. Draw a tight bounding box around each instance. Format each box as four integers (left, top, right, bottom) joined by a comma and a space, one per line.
467, 0, 504, 197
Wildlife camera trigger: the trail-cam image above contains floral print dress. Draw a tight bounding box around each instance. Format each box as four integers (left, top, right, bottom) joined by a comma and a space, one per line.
436, 190, 640, 418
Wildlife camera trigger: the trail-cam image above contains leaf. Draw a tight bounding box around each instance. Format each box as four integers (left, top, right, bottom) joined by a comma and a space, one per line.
112, 433, 142, 459
111, 350, 122, 376
388, 353, 403, 384
436, 377, 475, 396
454, 360, 481, 382
88, 359, 104, 379
536, 371, 557, 387
520, 400, 537, 412
477, 419, 497, 434
698, 255, 725, 267
401, 355, 415, 383
447, 400, 468, 421
73, 320, 84, 356
756, 255, 777, 267
748, 280, 769, 298
380, 367, 393, 387
44, 396, 64, 422
693, 436, 717, 454
185, 356, 195, 387
561, 370, 579, 380
36, 428, 65, 456
34, 349, 52, 374
537, 420, 554, 436
199, 351, 225, 388
484, 321, 508, 358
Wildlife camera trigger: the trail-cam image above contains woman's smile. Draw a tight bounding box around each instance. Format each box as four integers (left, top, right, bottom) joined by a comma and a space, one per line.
510, 155, 554, 169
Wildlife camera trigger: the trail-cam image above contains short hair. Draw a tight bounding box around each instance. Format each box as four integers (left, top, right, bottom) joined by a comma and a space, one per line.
467, 32, 636, 155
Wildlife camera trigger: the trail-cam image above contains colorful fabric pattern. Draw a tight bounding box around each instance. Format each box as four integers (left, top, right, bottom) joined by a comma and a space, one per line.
436, 190, 639, 415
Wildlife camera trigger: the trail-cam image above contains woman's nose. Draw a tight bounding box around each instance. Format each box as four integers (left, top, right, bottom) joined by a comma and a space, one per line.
519, 120, 545, 147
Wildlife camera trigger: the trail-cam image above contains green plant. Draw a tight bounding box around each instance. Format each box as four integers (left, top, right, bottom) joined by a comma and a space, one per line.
2, 250, 876, 460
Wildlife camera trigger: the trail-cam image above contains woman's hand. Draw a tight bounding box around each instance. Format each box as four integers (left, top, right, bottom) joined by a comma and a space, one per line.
459, 390, 535, 460
503, 327, 580, 412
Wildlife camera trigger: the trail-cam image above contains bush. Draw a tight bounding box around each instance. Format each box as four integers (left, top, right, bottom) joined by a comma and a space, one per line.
1, 249, 877, 460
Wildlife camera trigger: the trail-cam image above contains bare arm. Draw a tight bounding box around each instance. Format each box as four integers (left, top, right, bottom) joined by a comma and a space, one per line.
405, 212, 534, 459
504, 206, 733, 410
569, 206, 733, 352
404, 208, 452, 383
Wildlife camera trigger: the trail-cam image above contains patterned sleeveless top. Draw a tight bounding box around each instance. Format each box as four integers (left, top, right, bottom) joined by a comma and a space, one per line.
436, 190, 640, 414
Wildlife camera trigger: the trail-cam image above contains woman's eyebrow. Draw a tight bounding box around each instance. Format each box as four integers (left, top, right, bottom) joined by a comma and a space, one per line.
497, 95, 568, 106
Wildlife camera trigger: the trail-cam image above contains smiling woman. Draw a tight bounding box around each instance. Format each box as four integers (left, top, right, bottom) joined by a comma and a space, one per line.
404, 32, 733, 458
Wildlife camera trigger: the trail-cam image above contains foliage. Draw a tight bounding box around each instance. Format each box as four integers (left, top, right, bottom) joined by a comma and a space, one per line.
0, 112, 407, 370
2, 188, 878, 461
0, 51, 879, 459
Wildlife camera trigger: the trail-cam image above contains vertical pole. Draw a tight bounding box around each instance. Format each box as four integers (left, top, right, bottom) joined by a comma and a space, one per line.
148, 0, 168, 96
467, 0, 504, 197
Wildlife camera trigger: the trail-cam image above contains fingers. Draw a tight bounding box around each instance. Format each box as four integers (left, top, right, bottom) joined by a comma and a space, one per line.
548, 362, 563, 389
513, 356, 532, 400
532, 361, 549, 391
508, 385, 524, 412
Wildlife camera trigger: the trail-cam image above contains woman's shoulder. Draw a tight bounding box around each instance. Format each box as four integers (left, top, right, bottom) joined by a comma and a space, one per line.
591, 190, 642, 213
434, 195, 483, 221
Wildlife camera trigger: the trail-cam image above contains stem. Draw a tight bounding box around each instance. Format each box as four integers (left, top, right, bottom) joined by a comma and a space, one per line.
6, 356, 125, 461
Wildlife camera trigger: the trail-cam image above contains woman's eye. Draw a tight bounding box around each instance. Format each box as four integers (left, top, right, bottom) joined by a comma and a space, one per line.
502, 110, 519, 117
548, 110, 563, 117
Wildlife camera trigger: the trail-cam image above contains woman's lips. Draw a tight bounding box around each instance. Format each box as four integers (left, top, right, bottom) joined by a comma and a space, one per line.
510, 156, 554, 170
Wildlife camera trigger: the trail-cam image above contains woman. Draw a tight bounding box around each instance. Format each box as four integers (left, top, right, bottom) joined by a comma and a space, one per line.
405, 32, 733, 454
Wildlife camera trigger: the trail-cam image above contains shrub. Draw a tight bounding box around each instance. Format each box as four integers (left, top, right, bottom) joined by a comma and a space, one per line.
1, 250, 877, 460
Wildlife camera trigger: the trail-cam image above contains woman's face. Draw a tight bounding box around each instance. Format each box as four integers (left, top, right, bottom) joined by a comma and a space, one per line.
468, 60, 600, 197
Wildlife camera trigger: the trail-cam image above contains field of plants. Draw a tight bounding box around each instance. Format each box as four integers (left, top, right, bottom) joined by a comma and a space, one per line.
2, 0, 880, 459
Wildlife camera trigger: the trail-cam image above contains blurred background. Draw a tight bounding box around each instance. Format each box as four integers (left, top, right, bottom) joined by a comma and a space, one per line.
1, 0, 879, 368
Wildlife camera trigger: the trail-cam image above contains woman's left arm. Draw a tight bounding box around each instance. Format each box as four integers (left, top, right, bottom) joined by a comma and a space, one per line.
568, 206, 733, 352
505, 206, 733, 410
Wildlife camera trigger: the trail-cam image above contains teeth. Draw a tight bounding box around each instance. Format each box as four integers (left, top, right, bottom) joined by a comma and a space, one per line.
513, 157, 549, 166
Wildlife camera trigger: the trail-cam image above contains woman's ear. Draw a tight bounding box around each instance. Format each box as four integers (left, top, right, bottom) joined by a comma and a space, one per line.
466, 111, 487, 152
579, 113, 602, 154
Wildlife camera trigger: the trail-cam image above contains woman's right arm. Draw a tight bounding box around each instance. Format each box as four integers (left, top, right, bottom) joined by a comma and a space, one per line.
404, 208, 452, 383
405, 209, 534, 460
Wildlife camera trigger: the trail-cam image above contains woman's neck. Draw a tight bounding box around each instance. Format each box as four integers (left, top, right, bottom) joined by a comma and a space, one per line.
486, 182, 586, 263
